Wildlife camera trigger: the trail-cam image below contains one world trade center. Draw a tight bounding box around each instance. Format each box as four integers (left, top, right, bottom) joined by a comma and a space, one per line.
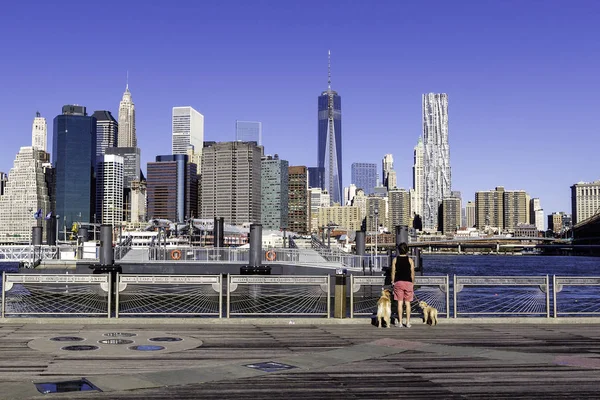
317, 50, 342, 205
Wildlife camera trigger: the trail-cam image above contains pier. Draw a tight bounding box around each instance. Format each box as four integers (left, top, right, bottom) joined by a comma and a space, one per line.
2, 319, 600, 399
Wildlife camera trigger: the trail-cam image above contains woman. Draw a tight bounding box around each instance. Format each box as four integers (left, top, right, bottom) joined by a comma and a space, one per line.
391, 242, 415, 328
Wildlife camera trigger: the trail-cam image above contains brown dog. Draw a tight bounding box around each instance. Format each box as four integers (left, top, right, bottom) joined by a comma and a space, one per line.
377, 289, 392, 328
418, 300, 438, 326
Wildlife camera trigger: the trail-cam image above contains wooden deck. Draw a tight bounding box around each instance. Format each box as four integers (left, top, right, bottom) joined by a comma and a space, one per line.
2, 321, 600, 399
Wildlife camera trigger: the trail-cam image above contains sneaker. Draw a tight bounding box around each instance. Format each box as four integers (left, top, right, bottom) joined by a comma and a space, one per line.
396, 323, 403, 328
405, 323, 412, 328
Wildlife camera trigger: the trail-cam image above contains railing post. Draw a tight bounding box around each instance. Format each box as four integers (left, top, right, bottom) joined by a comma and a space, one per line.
226, 274, 230, 318
114, 272, 119, 319
453, 274, 457, 318
327, 275, 332, 319
546, 275, 550, 318
446, 275, 450, 318
349, 275, 354, 318
553, 275, 557, 318
219, 274, 223, 319
1, 271, 5, 319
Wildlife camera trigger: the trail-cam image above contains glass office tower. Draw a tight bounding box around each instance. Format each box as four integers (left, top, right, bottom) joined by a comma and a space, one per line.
235, 120, 262, 145
52, 105, 97, 230
317, 51, 342, 205
351, 162, 377, 195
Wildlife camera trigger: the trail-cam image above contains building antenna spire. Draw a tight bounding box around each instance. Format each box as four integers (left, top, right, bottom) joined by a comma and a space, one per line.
126, 70, 129, 91
328, 50, 331, 89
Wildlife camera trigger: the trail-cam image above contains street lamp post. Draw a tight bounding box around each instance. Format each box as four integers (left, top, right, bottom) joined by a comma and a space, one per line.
56, 215, 60, 243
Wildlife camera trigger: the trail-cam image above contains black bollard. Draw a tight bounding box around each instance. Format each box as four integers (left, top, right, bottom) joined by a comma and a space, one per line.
213, 217, 224, 248
99, 224, 113, 266
249, 224, 263, 267
47, 217, 56, 246
32, 226, 43, 246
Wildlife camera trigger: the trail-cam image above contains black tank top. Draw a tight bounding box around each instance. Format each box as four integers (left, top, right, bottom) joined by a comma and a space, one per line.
394, 256, 412, 282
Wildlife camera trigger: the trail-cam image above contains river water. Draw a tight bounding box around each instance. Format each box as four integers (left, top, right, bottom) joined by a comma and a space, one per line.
421, 254, 600, 277
1, 255, 600, 277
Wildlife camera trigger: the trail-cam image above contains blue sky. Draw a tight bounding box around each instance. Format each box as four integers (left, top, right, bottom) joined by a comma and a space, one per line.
1, 0, 599, 218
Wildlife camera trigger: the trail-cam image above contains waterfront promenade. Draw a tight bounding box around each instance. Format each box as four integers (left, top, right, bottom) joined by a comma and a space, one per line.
1, 318, 600, 399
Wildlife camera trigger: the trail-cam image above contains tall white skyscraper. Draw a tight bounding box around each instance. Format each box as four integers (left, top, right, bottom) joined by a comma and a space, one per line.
101, 154, 124, 227
236, 120, 262, 145
530, 198, 544, 231
0, 147, 51, 243
31, 112, 47, 152
382, 154, 395, 189
411, 137, 424, 221
172, 106, 204, 173
422, 94, 451, 231
118, 83, 136, 148
344, 184, 357, 206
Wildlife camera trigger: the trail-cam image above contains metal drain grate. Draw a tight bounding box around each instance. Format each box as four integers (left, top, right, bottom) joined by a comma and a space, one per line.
244, 361, 297, 373
98, 339, 134, 345
129, 345, 165, 351
149, 337, 183, 342
103, 332, 137, 337
50, 336, 85, 342
34, 378, 101, 394
61, 345, 99, 351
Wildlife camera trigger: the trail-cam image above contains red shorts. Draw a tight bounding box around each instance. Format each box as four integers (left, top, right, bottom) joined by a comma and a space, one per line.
393, 281, 414, 302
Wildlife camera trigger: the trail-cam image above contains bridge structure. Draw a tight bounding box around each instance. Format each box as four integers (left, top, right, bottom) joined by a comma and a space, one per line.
360, 236, 572, 254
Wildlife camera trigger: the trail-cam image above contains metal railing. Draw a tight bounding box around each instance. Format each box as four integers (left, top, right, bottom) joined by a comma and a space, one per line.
349, 275, 450, 318
1, 272, 110, 318
227, 275, 330, 318
2, 273, 599, 319
116, 274, 222, 318
454, 276, 550, 318
0, 245, 59, 262
553, 276, 600, 317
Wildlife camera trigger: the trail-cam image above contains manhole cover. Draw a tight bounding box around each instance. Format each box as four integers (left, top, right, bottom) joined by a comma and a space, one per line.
98, 339, 134, 345
61, 345, 99, 351
149, 337, 183, 342
103, 332, 137, 337
129, 345, 165, 351
34, 378, 101, 394
245, 361, 297, 373
50, 336, 85, 342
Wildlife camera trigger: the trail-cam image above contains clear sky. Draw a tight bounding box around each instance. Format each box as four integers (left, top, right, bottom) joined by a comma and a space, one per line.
1, 0, 599, 220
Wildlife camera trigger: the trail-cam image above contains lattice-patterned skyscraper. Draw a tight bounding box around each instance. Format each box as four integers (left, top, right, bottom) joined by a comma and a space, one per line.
422, 93, 451, 231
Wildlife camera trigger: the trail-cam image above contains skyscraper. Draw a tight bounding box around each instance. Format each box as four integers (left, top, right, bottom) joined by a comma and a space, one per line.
412, 137, 424, 220
236, 120, 262, 145
201, 142, 262, 225
571, 181, 600, 225
382, 154, 396, 190
0, 147, 51, 243
288, 166, 309, 234
92, 111, 118, 161
317, 51, 342, 205
117, 83, 136, 148
389, 188, 411, 228
147, 154, 198, 222
0, 172, 7, 196
32, 112, 47, 152
172, 106, 204, 174
52, 105, 97, 229
261, 155, 289, 230
422, 94, 451, 231
351, 162, 377, 195
100, 154, 124, 227
465, 201, 476, 228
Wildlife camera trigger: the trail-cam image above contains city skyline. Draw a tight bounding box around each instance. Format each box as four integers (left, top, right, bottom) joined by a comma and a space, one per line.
1, 1, 599, 216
